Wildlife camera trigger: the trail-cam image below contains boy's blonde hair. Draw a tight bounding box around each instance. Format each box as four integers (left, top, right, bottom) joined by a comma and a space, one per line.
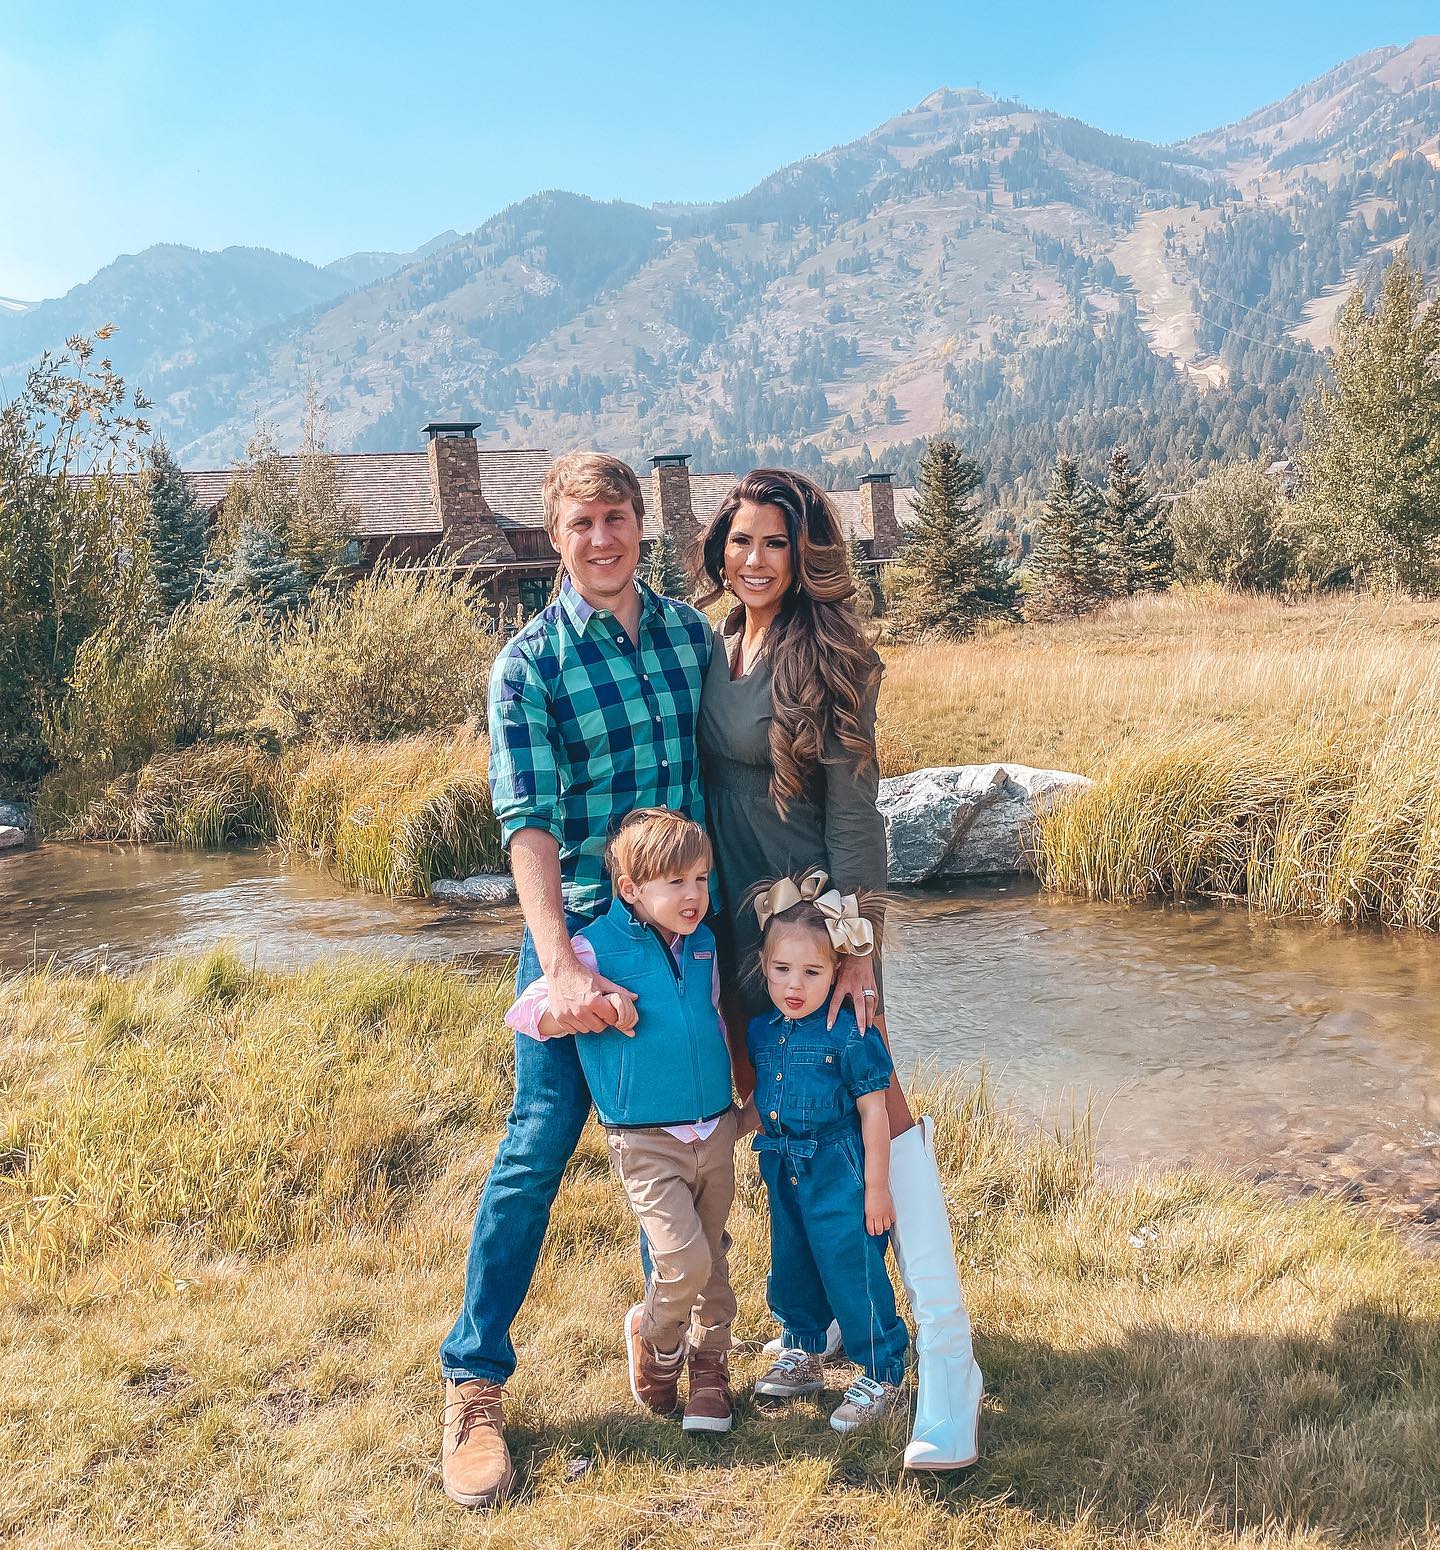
604, 808, 712, 888
541, 451, 645, 541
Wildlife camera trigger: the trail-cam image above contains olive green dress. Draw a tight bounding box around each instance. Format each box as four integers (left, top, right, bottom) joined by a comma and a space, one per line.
699, 611, 888, 1014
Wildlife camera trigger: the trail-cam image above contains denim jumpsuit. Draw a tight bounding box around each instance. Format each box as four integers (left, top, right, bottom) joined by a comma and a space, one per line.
747, 1004, 909, 1385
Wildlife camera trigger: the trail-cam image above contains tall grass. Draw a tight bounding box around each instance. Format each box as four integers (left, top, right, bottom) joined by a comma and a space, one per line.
1034, 720, 1440, 928
35, 741, 285, 847
282, 726, 502, 894
2, 952, 1437, 1547
883, 590, 1440, 927
34, 587, 1440, 925
39, 730, 503, 897
43, 597, 268, 780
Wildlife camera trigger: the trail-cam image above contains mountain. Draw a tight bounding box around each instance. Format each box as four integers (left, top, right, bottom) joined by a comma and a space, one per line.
11, 37, 1440, 509
324, 230, 461, 289
0, 244, 354, 399
0, 297, 29, 314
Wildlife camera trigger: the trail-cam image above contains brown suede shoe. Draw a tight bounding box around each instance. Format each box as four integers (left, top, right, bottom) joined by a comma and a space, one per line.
682, 1346, 733, 1433
441, 1379, 515, 1508
624, 1303, 685, 1414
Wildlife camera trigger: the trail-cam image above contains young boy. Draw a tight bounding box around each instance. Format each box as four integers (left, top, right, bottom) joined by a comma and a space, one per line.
505, 807, 741, 1432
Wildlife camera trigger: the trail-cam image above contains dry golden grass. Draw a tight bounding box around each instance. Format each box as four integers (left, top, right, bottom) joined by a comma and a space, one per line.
3, 952, 1438, 1549
39, 728, 503, 898
877, 589, 1440, 778
34, 588, 1440, 924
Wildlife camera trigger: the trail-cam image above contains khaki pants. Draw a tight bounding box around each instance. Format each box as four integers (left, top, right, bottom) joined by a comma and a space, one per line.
605, 1110, 738, 1354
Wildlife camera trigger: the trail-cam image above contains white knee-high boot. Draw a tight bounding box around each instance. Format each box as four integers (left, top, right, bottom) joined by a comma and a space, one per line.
888, 1115, 983, 1469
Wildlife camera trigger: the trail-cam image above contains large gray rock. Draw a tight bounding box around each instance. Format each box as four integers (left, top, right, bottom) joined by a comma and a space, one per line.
431, 872, 518, 906
0, 825, 26, 851
0, 801, 33, 831
878, 763, 1090, 883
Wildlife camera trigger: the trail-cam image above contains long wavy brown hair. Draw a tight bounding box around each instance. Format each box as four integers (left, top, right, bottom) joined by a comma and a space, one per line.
696, 469, 882, 815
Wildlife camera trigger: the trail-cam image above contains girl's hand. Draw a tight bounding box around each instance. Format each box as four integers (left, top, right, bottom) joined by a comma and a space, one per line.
865, 1185, 895, 1237
828, 953, 879, 1028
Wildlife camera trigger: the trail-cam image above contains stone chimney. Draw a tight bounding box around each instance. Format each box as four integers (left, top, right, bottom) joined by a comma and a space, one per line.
424, 421, 514, 564
649, 452, 701, 549
860, 471, 901, 560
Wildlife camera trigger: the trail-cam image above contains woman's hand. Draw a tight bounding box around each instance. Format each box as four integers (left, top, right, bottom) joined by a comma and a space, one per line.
864, 1184, 895, 1237
828, 952, 879, 1028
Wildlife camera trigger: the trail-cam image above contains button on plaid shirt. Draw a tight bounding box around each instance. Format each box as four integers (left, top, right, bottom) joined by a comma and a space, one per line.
488, 576, 713, 919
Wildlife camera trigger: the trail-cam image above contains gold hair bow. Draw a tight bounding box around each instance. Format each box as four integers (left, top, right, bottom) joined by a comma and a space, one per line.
755, 868, 874, 957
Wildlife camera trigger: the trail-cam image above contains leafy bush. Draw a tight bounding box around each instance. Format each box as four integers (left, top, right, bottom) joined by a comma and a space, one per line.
0, 333, 152, 789
44, 597, 268, 779
266, 565, 498, 744
1168, 463, 1297, 592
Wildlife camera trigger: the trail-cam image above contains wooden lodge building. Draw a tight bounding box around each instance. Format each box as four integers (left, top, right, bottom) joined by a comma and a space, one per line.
184, 421, 915, 614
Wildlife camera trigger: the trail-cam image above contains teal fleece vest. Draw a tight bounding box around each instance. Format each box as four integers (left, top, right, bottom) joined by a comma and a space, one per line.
577, 898, 733, 1129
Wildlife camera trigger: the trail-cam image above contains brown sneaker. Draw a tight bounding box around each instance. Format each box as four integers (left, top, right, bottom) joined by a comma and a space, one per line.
624, 1303, 685, 1414
440, 1378, 515, 1508
829, 1375, 907, 1434
682, 1346, 733, 1433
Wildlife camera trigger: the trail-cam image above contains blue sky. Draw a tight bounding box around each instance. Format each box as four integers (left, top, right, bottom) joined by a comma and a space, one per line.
1, 0, 1435, 300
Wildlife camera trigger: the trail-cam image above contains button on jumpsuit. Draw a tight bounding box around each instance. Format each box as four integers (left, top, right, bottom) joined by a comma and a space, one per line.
747, 1005, 909, 1385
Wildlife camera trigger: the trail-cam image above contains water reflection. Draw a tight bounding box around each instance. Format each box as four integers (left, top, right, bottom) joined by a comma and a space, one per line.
885, 885, 1440, 1236
3, 845, 1438, 1233
0, 843, 522, 974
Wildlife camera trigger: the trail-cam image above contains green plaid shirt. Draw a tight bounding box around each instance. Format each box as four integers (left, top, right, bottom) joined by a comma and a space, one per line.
488, 577, 713, 918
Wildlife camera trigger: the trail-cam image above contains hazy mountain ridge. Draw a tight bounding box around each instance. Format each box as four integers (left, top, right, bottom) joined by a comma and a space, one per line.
8, 36, 1440, 492
323, 230, 462, 289
0, 243, 354, 397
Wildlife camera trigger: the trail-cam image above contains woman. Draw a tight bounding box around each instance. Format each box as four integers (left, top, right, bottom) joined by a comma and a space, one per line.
695, 468, 983, 1470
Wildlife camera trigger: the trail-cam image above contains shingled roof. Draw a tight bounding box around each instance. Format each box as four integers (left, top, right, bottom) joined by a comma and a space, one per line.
183, 447, 553, 536
682, 473, 918, 543
182, 445, 915, 544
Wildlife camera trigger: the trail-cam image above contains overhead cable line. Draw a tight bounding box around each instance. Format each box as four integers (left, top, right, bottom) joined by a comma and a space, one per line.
1195, 312, 1321, 357
1191, 281, 1309, 329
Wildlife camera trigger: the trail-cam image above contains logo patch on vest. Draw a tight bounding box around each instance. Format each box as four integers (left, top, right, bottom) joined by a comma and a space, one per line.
692, 950, 713, 961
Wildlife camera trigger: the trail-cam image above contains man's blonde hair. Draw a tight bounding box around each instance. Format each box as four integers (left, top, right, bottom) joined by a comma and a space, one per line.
604, 808, 712, 889
541, 451, 645, 541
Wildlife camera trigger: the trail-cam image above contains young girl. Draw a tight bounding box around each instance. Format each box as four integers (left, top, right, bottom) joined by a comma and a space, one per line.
742, 869, 909, 1433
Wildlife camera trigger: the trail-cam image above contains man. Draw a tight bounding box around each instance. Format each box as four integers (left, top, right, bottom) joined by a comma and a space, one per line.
439, 451, 711, 1508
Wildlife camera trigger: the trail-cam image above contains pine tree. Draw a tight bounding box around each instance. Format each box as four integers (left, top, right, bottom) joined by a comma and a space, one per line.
147, 440, 209, 612
888, 438, 1017, 638
211, 522, 307, 627
1027, 455, 1110, 618
1101, 447, 1173, 595
639, 527, 691, 600
1298, 250, 1440, 591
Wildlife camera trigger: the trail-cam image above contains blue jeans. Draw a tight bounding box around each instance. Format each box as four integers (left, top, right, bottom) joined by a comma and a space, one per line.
440, 914, 594, 1385
756, 1125, 909, 1385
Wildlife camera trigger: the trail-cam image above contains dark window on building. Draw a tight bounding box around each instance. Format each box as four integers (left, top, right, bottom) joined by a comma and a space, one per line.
518, 577, 551, 616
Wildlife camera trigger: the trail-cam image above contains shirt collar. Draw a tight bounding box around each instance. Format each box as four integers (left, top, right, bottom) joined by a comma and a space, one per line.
559, 574, 659, 637
767, 1003, 829, 1026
